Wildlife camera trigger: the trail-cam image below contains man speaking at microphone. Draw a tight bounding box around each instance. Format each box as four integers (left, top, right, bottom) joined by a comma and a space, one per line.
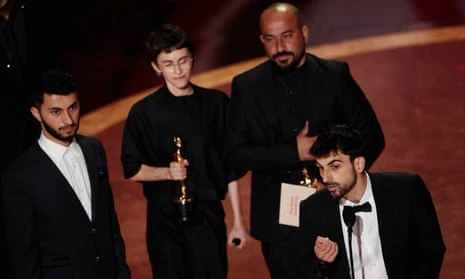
299, 125, 445, 279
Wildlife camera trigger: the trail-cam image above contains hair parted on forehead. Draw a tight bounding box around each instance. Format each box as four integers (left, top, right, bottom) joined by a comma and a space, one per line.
145, 23, 195, 63
310, 124, 365, 161
30, 69, 77, 106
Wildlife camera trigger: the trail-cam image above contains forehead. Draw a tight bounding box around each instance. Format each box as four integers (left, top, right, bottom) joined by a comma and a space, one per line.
157, 47, 191, 62
315, 152, 350, 166
260, 10, 300, 35
42, 92, 78, 108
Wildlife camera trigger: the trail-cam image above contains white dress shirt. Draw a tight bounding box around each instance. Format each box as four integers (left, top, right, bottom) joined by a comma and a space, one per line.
38, 133, 93, 221
338, 172, 388, 279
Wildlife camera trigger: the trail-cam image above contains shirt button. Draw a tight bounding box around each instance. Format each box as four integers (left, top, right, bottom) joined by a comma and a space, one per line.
6, 64, 10, 68
91, 228, 96, 234
95, 256, 100, 262
293, 128, 298, 132
289, 91, 293, 95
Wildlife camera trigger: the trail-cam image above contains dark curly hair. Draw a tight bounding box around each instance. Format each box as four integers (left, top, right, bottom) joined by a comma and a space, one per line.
146, 24, 195, 64
310, 124, 365, 161
30, 69, 77, 107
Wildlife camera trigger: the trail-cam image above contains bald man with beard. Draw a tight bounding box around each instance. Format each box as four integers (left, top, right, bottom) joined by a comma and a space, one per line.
226, 2, 385, 278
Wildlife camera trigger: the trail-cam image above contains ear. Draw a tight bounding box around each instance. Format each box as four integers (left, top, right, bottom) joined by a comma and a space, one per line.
151, 62, 162, 76
30, 106, 42, 122
301, 24, 309, 44
259, 34, 266, 44
353, 156, 366, 174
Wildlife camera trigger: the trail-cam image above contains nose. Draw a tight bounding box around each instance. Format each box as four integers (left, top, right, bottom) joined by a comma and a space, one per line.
319, 168, 331, 184
62, 111, 73, 125
172, 62, 182, 75
275, 36, 285, 52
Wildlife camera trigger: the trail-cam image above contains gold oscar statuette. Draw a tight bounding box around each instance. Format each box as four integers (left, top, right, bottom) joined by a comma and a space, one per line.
299, 166, 319, 189
172, 137, 196, 223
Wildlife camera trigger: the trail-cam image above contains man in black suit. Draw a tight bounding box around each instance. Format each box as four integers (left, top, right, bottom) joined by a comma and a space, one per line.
0, 69, 131, 279
300, 124, 446, 278
226, 2, 385, 278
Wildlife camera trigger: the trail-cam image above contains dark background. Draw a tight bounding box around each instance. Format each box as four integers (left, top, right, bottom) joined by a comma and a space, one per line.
17, 0, 465, 114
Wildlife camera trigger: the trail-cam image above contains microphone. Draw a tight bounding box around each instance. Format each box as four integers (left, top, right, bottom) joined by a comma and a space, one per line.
342, 202, 371, 279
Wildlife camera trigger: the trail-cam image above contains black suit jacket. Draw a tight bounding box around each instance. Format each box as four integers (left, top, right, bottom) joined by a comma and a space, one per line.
300, 172, 446, 279
1, 135, 130, 279
227, 54, 385, 242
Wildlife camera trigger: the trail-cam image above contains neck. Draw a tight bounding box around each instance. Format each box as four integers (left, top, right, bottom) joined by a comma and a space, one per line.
344, 173, 367, 203
167, 84, 193, 97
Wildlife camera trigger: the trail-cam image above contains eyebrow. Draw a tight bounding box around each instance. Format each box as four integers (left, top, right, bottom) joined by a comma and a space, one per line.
159, 55, 190, 63
47, 101, 78, 111
318, 159, 343, 167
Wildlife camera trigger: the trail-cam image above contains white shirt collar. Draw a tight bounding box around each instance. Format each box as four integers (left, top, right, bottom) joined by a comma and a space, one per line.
38, 132, 77, 162
339, 172, 374, 207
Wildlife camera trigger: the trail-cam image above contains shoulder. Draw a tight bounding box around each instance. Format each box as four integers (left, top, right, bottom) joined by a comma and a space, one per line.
306, 53, 349, 73
193, 84, 229, 103
370, 171, 426, 196
370, 171, 422, 184
193, 84, 227, 97
129, 86, 165, 111
301, 189, 334, 210
76, 134, 102, 146
2, 144, 42, 181
232, 59, 272, 84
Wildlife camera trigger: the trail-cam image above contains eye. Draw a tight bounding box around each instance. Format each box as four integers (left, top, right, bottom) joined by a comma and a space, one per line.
283, 32, 294, 39
69, 103, 79, 111
331, 164, 340, 170
263, 36, 276, 44
178, 58, 188, 65
50, 109, 60, 116
163, 62, 173, 68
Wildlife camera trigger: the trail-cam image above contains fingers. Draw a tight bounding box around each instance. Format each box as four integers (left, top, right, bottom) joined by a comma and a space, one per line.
169, 160, 188, 180
314, 236, 338, 263
227, 227, 250, 249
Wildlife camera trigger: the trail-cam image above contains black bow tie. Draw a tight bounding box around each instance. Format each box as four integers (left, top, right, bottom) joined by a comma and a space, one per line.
343, 202, 372, 228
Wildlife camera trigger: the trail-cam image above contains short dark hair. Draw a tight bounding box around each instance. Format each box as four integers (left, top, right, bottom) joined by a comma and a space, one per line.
145, 24, 195, 63
310, 125, 364, 161
30, 69, 77, 106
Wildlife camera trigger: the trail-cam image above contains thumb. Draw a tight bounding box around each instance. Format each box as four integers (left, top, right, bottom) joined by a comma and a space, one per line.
298, 121, 309, 136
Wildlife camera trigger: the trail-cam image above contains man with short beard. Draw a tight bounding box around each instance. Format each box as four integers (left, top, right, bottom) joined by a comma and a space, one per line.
299, 124, 445, 278
0, 69, 131, 279
226, 2, 385, 278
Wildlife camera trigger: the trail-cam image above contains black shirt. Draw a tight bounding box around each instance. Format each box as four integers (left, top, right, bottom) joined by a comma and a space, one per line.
121, 84, 236, 204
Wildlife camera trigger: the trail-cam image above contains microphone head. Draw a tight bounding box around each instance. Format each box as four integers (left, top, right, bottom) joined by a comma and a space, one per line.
343, 206, 356, 228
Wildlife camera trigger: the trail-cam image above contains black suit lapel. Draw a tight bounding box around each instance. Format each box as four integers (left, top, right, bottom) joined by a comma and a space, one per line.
304, 55, 328, 135
370, 173, 395, 275
76, 137, 99, 222
34, 143, 92, 221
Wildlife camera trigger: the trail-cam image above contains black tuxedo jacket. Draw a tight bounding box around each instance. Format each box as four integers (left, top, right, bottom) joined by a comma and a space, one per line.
1, 135, 130, 279
300, 172, 446, 278
227, 54, 385, 242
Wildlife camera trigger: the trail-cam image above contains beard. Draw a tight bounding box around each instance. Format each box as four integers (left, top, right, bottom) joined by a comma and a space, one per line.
326, 168, 358, 200
272, 51, 300, 72
271, 42, 306, 72
42, 118, 79, 143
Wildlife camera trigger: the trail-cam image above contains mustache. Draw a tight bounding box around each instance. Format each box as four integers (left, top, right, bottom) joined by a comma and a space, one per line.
272, 51, 294, 60
323, 182, 339, 188
60, 123, 76, 130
